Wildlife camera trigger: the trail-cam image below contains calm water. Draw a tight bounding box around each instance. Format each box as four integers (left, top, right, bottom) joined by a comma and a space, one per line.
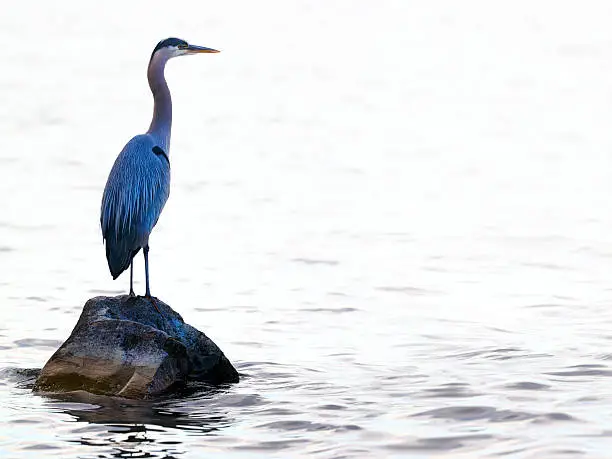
3, 1, 612, 457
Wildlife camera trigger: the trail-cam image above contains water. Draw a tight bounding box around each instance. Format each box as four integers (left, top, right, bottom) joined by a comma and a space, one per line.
2, 0, 612, 457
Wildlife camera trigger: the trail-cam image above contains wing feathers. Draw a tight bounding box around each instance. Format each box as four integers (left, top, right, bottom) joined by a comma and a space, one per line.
101, 135, 170, 278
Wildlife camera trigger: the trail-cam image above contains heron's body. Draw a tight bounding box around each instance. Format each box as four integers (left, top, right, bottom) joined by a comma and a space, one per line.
101, 134, 170, 279
100, 38, 218, 298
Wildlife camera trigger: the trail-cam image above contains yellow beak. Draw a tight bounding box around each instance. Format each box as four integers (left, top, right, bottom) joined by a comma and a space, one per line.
186, 45, 220, 54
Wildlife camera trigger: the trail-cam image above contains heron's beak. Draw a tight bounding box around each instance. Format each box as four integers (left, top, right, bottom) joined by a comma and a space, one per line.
186, 45, 220, 54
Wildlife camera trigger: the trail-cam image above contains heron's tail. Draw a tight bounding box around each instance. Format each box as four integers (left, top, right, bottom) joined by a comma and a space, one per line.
104, 235, 139, 280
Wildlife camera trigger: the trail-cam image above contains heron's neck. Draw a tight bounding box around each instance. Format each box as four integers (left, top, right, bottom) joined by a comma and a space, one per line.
147, 54, 172, 152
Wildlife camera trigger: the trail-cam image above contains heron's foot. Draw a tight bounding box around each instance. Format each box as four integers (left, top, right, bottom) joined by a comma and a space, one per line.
129, 290, 136, 298
144, 295, 162, 314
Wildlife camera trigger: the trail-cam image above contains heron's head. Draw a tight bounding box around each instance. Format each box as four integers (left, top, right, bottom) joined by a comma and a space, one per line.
150, 37, 219, 63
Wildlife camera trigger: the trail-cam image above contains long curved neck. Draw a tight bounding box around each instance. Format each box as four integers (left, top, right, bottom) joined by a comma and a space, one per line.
146, 53, 172, 152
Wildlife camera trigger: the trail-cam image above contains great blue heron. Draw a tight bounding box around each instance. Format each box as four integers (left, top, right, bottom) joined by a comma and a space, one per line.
101, 38, 219, 302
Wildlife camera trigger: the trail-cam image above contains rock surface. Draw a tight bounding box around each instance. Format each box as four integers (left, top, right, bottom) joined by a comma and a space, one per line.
35, 296, 239, 398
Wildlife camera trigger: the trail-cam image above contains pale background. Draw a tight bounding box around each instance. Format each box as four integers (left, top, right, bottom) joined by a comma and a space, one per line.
2, 1, 612, 457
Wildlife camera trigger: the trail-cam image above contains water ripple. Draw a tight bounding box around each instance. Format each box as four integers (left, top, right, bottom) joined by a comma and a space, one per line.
386, 434, 494, 452
548, 364, 612, 378
13, 338, 63, 348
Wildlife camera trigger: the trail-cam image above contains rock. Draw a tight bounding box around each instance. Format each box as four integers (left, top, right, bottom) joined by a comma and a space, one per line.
35, 296, 239, 398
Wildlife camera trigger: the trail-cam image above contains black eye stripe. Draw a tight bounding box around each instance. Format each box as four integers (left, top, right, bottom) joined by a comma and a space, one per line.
150, 37, 189, 60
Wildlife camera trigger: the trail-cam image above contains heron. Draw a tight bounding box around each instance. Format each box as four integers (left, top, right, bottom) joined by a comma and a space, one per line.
101, 38, 219, 304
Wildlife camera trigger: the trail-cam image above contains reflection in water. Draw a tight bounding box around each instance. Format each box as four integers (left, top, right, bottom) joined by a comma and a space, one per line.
29, 369, 233, 430
43, 386, 233, 433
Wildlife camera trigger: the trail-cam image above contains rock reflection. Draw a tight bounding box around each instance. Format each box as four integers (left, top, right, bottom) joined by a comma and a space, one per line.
41, 383, 234, 434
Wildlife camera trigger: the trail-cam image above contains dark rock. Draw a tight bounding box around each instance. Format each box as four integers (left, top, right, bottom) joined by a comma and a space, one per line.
35, 296, 239, 398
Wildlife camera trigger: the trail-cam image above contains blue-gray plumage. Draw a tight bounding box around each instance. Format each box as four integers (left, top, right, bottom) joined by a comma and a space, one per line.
101, 38, 219, 300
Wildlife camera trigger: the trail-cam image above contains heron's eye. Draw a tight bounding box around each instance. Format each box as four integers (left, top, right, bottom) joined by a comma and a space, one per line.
178, 43, 188, 50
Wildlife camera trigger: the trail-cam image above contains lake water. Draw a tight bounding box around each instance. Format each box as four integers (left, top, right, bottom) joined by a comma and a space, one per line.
2, 1, 612, 457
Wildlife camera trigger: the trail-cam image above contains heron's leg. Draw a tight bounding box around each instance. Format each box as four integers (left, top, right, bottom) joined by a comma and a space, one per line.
129, 260, 135, 297
144, 245, 151, 297
143, 245, 161, 313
